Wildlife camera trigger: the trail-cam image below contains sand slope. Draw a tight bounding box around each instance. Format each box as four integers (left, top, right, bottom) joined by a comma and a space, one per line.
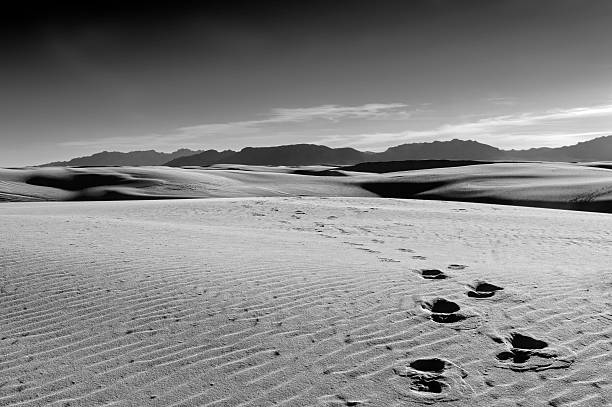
1, 162, 611, 213
0, 166, 368, 202
358, 162, 612, 212
1, 198, 610, 406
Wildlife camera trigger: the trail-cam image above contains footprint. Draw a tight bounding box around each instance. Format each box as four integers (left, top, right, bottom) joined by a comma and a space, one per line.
467, 281, 504, 298
356, 247, 381, 254
496, 333, 550, 365
423, 298, 460, 314
391, 357, 471, 401
494, 332, 575, 371
394, 358, 449, 394
418, 269, 448, 280
410, 358, 446, 373
447, 264, 467, 270
421, 298, 466, 323
430, 314, 467, 323
417, 298, 481, 329
508, 333, 548, 349
379, 257, 400, 263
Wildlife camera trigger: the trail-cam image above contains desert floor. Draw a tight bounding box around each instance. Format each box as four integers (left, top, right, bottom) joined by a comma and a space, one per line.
1, 197, 611, 406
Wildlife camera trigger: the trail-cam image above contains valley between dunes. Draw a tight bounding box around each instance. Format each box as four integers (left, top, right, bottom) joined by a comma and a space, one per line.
1, 163, 611, 406
1, 161, 612, 213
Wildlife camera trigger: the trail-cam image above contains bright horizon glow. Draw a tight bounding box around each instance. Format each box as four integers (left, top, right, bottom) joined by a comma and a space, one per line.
55, 102, 612, 156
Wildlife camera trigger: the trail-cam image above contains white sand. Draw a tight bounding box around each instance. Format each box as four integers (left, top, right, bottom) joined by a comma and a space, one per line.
2, 163, 611, 213
1, 197, 610, 406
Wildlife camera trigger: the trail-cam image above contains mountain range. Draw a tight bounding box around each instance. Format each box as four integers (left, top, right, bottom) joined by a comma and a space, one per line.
43, 149, 203, 167
41, 136, 612, 167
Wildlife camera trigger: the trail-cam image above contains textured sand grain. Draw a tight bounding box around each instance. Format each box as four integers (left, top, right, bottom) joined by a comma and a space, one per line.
1, 198, 610, 406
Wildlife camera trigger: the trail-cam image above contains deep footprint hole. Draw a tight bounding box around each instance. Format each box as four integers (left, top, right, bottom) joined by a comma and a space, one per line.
467, 290, 495, 298
426, 298, 460, 314
411, 378, 444, 393
496, 350, 531, 364
420, 269, 446, 279
409, 358, 446, 373
473, 281, 504, 292
509, 333, 548, 350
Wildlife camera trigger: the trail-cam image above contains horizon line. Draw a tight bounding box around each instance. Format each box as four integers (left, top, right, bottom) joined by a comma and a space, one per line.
34, 134, 612, 166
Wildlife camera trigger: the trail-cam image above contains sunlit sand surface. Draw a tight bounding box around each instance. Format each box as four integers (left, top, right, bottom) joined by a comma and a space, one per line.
1, 196, 610, 406
2, 162, 612, 213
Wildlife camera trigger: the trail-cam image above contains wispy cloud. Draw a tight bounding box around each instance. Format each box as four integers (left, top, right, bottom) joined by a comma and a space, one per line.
270, 103, 411, 122
61, 103, 413, 149
60, 102, 612, 152
177, 103, 411, 134
474, 103, 612, 127
338, 103, 612, 149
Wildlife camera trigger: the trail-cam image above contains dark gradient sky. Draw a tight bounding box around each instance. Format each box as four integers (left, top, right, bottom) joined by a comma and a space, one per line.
2, 1, 612, 165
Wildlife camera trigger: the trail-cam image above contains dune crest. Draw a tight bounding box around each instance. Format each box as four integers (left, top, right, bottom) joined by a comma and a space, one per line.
2, 162, 612, 213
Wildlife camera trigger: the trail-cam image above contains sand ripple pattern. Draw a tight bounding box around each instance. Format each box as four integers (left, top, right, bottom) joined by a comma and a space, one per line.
1, 198, 611, 406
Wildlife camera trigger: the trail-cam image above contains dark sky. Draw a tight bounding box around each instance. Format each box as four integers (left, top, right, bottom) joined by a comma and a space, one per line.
2, 1, 612, 165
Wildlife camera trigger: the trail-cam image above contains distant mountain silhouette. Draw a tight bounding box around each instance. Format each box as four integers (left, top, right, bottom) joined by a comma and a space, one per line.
168, 137, 612, 166
42, 149, 202, 167
234, 144, 367, 166
164, 149, 236, 166
504, 135, 612, 161
377, 139, 503, 161
165, 140, 504, 166
42, 136, 612, 167
167, 144, 369, 166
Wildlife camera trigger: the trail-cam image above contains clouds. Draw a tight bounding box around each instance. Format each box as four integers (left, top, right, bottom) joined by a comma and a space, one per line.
60, 101, 612, 153
177, 103, 411, 135
334, 103, 612, 149
174, 102, 612, 149
60, 103, 413, 150
6, 0, 612, 167
269, 103, 411, 122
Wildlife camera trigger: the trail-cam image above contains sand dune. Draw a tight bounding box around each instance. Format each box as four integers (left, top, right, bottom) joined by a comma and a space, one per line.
1, 197, 610, 406
0, 166, 367, 202
357, 162, 612, 212
1, 162, 611, 212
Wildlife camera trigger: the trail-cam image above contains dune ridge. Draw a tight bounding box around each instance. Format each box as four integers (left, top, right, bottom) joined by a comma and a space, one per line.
2, 162, 612, 213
